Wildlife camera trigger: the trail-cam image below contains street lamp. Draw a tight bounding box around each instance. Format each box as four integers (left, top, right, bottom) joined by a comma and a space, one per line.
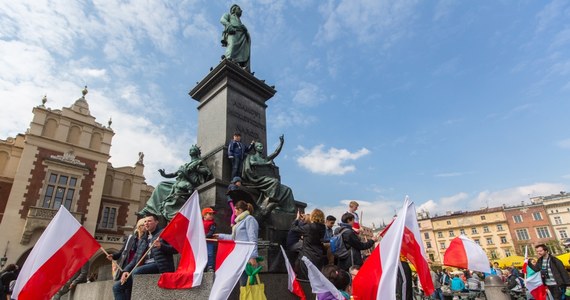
0, 256, 7, 268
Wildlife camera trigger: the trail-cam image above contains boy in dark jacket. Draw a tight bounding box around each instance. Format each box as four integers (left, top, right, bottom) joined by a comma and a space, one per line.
202, 207, 217, 271
335, 212, 377, 271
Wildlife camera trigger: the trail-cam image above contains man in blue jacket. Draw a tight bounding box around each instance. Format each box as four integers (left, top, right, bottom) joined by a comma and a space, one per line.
227, 132, 254, 178
113, 214, 177, 300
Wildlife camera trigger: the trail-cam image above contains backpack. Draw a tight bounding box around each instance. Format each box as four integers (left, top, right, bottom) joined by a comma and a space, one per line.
330, 227, 350, 259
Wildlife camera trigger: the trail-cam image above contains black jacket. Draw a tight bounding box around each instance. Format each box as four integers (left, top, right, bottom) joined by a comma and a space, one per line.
124, 226, 177, 274
336, 224, 375, 271
291, 222, 326, 268
529, 255, 570, 286
112, 234, 139, 280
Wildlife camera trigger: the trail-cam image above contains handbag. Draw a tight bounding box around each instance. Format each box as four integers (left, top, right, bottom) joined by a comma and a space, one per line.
239, 274, 267, 300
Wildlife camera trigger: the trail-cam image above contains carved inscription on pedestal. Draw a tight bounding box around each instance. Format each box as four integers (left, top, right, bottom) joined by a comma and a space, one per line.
228, 94, 265, 142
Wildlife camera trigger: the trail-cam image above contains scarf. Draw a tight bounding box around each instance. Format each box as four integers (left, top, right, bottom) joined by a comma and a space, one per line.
232, 210, 250, 239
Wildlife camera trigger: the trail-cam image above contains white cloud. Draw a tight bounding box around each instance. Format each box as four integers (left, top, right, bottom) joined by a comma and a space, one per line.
557, 139, 570, 149
435, 172, 464, 178
316, 0, 418, 46
270, 108, 316, 128
292, 82, 327, 107
296, 144, 370, 175
417, 183, 568, 216
433, 0, 456, 21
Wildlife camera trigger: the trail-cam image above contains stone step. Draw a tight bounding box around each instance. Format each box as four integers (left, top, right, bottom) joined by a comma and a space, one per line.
69, 272, 315, 300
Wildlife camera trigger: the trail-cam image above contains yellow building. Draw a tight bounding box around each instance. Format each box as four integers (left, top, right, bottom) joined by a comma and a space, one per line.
0, 89, 152, 275
426, 207, 516, 264
417, 211, 440, 264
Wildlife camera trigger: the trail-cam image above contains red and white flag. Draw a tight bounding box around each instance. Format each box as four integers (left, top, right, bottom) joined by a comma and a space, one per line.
12, 206, 99, 300
209, 240, 256, 300
158, 191, 208, 289
524, 246, 548, 300
280, 245, 306, 299
353, 198, 434, 300
443, 235, 490, 273
302, 256, 343, 300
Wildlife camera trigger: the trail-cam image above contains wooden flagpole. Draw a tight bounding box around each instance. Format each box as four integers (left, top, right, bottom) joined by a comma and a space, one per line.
100, 247, 124, 272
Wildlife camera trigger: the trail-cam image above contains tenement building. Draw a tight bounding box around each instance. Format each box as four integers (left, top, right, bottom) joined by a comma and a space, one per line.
534, 192, 570, 252
423, 207, 516, 264
0, 89, 152, 275
503, 201, 558, 256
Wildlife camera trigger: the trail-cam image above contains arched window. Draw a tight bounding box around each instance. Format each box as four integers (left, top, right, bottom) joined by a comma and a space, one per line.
90, 132, 102, 151
103, 174, 113, 196
0, 151, 9, 174
43, 119, 58, 138
67, 125, 81, 144
122, 179, 132, 199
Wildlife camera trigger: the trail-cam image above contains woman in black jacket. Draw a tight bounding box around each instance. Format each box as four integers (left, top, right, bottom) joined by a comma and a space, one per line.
291, 208, 327, 279
107, 218, 146, 280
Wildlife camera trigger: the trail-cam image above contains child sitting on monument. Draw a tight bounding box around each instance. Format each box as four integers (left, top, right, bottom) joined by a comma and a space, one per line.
202, 207, 217, 271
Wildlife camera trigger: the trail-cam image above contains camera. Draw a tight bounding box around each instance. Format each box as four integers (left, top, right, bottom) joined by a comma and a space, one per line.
540, 269, 549, 280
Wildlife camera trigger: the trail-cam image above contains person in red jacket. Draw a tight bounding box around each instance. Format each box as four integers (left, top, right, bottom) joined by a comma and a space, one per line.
203, 208, 217, 271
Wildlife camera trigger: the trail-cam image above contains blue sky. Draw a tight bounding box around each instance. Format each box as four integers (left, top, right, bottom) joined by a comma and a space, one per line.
1, 0, 569, 227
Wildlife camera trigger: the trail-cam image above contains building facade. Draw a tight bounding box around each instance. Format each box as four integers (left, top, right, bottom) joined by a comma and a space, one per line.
536, 192, 570, 252
503, 202, 558, 256
429, 207, 516, 263
0, 89, 152, 275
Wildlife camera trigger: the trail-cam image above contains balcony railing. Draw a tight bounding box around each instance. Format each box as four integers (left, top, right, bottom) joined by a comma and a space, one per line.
95, 233, 125, 245
27, 206, 83, 222
21, 206, 84, 244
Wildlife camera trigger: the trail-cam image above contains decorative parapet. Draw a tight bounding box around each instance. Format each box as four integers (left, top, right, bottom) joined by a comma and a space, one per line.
94, 233, 125, 245
20, 206, 83, 245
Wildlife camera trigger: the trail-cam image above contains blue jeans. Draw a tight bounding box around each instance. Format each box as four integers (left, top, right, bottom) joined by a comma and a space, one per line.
113, 263, 159, 300
207, 241, 215, 269
230, 157, 243, 178
431, 288, 444, 300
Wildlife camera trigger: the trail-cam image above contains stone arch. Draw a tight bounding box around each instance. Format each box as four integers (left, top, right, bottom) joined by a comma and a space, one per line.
67, 125, 81, 144
42, 118, 58, 138
0, 151, 9, 174
16, 247, 33, 268
122, 179, 132, 199
90, 131, 102, 151
103, 174, 113, 196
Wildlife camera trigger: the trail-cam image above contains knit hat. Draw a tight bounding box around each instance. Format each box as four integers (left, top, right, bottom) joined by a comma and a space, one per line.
202, 207, 215, 216
231, 177, 242, 183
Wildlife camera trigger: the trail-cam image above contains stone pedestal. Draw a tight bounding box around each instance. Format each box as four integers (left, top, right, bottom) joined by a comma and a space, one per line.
190, 60, 276, 234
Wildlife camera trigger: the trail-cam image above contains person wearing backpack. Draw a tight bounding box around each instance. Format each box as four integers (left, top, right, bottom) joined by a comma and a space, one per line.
335, 212, 377, 271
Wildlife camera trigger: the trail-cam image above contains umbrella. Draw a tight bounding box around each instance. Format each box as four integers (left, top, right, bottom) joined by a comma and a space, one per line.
493, 255, 525, 268
556, 252, 570, 267
443, 235, 491, 273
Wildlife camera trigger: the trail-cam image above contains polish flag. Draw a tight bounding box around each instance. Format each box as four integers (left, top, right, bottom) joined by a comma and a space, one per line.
353, 198, 434, 300
302, 256, 343, 300
12, 206, 100, 300
524, 246, 547, 300
443, 235, 491, 273
209, 240, 256, 300
158, 191, 207, 289
280, 245, 306, 299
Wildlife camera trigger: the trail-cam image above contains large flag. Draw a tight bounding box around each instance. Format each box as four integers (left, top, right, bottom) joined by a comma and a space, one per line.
301, 256, 343, 300
12, 206, 100, 300
524, 247, 548, 300
280, 246, 306, 299
209, 240, 256, 300
443, 235, 490, 273
353, 198, 434, 300
158, 191, 208, 289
